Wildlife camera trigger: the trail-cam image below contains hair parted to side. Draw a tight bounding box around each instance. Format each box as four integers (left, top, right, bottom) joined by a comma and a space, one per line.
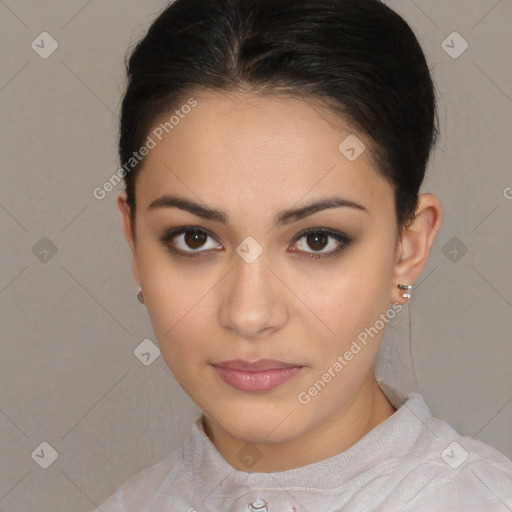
119, 0, 439, 232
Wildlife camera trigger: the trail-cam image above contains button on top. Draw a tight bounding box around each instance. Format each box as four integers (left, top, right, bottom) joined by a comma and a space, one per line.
248, 499, 268, 511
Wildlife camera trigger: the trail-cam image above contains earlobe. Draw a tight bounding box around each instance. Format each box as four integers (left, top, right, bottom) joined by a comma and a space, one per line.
391, 194, 443, 304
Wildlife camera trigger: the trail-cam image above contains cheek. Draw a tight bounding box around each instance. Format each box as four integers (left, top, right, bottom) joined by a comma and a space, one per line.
145, 290, 210, 386
137, 249, 211, 349
302, 253, 396, 367
321, 243, 394, 314
145, 282, 211, 350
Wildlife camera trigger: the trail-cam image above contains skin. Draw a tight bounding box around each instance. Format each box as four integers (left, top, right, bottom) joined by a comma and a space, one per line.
118, 89, 442, 472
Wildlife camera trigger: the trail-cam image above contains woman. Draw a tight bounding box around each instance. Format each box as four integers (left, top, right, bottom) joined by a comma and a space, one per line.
96, 0, 512, 510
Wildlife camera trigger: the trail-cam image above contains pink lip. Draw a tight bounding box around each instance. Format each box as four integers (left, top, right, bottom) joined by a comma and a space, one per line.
213, 358, 302, 371
212, 359, 304, 392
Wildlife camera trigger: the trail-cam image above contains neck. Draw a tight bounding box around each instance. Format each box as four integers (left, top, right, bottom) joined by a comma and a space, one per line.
202, 372, 396, 473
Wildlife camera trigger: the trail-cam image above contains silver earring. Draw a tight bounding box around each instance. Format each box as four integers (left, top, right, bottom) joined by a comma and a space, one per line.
397, 284, 412, 299
137, 285, 145, 304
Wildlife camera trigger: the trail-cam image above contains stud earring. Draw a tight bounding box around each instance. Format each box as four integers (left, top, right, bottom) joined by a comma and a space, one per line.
137, 285, 145, 304
397, 283, 412, 299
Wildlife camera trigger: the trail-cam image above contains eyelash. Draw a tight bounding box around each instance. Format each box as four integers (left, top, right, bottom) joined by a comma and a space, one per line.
159, 226, 352, 260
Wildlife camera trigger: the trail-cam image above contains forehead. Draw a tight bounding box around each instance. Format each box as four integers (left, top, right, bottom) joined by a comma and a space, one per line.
135, 90, 394, 218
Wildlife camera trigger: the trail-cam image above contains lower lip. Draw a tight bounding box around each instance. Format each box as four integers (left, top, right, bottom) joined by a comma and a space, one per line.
212, 365, 303, 392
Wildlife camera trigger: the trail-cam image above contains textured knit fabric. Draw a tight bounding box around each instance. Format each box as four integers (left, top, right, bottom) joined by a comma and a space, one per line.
94, 380, 512, 511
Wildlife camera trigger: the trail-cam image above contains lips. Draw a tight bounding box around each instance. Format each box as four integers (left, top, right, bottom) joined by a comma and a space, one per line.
212, 361, 303, 393
212, 358, 303, 372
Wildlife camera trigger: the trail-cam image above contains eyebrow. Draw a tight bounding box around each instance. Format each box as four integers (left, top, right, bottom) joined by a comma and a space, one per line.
147, 194, 368, 228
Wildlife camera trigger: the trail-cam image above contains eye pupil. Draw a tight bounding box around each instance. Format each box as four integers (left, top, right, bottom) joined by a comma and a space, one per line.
307, 233, 328, 251
185, 230, 207, 249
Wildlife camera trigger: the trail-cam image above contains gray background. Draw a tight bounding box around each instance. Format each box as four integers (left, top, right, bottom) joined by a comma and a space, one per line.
1, 0, 511, 511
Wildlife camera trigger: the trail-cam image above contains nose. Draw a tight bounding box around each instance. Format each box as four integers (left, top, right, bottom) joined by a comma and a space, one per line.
217, 247, 288, 340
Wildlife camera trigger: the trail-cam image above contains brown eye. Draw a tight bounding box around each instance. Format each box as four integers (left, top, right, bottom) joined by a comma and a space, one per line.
160, 227, 222, 257
290, 228, 351, 259
305, 232, 329, 251
184, 230, 208, 250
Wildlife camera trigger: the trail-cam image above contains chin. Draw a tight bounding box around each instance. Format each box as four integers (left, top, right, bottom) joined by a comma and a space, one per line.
214, 405, 302, 445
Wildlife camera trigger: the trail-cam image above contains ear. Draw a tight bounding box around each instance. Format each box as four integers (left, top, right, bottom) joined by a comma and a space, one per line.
391, 193, 443, 305
117, 191, 141, 285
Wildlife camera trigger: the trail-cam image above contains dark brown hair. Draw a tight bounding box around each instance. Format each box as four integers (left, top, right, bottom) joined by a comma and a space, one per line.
119, 0, 438, 230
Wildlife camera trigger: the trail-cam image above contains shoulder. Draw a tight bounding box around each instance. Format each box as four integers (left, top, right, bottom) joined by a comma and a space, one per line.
390, 400, 512, 511
400, 442, 512, 511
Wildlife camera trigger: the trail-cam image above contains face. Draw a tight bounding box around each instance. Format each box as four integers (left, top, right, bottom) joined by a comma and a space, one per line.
122, 90, 403, 446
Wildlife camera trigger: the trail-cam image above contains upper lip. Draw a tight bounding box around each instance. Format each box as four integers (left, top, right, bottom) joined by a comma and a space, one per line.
212, 359, 303, 371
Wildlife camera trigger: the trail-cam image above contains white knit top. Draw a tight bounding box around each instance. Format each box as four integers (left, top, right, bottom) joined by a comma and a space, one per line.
94, 380, 512, 511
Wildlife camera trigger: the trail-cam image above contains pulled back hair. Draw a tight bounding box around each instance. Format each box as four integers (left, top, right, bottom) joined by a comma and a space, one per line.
119, 0, 439, 231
